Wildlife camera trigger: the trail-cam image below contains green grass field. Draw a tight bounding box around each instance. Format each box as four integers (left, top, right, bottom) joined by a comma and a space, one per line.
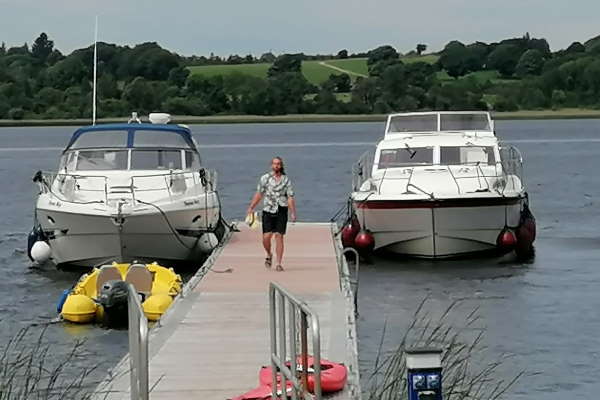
188, 60, 347, 84
188, 54, 439, 84
188, 63, 271, 79
323, 58, 368, 76
400, 54, 439, 64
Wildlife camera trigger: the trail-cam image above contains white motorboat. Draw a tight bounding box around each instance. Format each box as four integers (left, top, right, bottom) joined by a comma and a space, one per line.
29, 113, 225, 268
347, 111, 535, 258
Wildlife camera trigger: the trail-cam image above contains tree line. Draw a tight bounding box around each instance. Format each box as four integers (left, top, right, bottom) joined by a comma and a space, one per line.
1, 32, 600, 120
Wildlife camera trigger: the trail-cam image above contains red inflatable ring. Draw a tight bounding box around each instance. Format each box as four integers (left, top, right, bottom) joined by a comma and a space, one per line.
259, 356, 347, 393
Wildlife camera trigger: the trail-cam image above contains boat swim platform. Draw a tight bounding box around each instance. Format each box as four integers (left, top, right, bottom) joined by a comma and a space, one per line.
96, 222, 361, 400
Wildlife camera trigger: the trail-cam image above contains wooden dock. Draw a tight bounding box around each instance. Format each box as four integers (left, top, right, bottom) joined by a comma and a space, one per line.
98, 222, 360, 399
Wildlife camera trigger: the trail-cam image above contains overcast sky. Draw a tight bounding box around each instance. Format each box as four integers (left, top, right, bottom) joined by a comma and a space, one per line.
1, 0, 599, 56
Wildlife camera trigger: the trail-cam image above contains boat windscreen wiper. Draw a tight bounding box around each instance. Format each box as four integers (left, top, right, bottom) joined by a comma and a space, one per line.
404, 144, 417, 159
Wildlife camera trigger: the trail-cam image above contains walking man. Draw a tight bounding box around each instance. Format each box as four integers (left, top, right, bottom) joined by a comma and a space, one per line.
247, 157, 296, 271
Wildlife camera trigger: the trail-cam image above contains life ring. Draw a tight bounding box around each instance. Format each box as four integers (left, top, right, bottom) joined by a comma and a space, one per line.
259, 356, 347, 393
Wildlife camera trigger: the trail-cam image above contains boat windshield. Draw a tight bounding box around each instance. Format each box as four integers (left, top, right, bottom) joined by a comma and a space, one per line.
387, 113, 491, 133
440, 114, 490, 131
68, 129, 194, 150
389, 115, 437, 133
440, 146, 496, 165
378, 147, 433, 169
76, 150, 128, 170
70, 131, 129, 149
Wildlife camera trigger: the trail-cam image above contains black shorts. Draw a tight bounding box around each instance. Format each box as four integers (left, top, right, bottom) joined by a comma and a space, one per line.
262, 207, 288, 234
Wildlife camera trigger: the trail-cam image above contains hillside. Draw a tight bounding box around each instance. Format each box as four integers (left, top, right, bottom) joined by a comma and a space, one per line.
188, 55, 439, 84
2, 33, 600, 120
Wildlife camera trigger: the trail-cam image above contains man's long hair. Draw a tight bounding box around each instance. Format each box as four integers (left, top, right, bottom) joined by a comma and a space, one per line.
274, 156, 286, 175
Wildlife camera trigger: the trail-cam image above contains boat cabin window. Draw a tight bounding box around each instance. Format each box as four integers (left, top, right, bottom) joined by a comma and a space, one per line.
440, 146, 496, 165
130, 150, 182, 170
76, 150, 128, 170
378, 147, 433, 169
70, 130, 129, 149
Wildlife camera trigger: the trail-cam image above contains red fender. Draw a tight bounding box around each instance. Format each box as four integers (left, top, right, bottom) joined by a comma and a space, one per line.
259, 357, 347, 394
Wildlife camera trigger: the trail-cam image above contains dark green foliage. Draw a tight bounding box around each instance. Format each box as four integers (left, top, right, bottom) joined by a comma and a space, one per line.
337, 49, 348, 59
487, 44, 522, 77
563, 42, 585, 55
313, 88, 343, 114
464, 42, 489, 72
438, 41, 469, 78
515, 49, 545, 77
367, 45, 400, 76
267, 54, 303, 77
2, 32, 600, 120
186, 75, 229, 113
322, 73, 351, 92
31, 33, 54, 62
259, 52, 276, 63
123, 77, 159, 114
584, 35, 600, 51
367, 45, 399, 66
8, 107, 25, 119
168, 66, 190, 88
46, 57, 88, 90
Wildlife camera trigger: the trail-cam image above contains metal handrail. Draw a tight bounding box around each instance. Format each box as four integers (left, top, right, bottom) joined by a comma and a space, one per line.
128, 283, 149, 400
269, 282, 322, 400
352, 143, 524, 195
38, 169, 218, 205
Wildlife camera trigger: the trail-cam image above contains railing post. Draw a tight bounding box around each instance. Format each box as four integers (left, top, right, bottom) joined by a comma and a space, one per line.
269, 282, 322, 400
128, 283, 148, 400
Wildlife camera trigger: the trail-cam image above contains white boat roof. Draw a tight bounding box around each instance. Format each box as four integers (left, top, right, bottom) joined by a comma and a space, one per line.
384, 111, 495, 138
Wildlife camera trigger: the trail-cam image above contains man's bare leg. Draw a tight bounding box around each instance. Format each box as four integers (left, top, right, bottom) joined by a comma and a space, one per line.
274, 233, 284, 271
263, 233, 273, 268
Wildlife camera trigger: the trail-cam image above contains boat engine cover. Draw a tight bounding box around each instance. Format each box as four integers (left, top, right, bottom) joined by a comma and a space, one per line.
98, 280, 129, 309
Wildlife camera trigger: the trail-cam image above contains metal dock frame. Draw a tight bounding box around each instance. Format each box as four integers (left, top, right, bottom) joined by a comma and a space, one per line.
128, 283, 149, 400
269, 282, 322, 400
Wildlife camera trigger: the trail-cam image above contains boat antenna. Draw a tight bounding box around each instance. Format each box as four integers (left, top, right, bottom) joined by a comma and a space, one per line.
92, 16, 98, 125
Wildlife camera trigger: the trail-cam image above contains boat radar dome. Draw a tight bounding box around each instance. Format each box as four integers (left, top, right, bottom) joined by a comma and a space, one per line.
149, 113, 171, 124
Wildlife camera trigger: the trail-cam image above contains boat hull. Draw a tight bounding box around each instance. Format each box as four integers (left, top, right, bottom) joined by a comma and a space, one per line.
354, 196, 524, 258
36, 196, 221, 268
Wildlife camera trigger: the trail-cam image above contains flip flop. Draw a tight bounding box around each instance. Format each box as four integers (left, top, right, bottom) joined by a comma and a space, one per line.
265, 256, 272, 269
275, 264, 284, 272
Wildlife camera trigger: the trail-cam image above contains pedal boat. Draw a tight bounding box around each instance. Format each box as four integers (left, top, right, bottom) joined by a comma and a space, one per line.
58, 262, 182, 324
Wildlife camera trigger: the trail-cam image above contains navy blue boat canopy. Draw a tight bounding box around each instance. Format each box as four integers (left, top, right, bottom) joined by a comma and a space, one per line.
65, 123, 196, 151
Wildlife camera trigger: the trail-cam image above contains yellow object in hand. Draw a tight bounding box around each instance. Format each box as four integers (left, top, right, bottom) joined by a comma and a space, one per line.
245, 211, 259, 229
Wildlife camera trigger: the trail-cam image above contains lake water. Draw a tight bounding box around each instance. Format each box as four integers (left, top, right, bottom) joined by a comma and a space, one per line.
0, 119, 599, 398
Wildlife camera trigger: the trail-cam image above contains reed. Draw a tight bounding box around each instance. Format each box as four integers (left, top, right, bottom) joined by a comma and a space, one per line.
0, 326, 103, 400
366, 298, 526, 400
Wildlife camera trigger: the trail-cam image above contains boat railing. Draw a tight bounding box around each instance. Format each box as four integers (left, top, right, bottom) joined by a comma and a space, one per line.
38, 168, 218, 205
352, 147, 524, 196
269, 282, 322, 400
127, 283, 149, 400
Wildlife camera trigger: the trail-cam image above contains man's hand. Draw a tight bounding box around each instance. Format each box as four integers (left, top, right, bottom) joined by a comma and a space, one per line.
290, 211, 297, 223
